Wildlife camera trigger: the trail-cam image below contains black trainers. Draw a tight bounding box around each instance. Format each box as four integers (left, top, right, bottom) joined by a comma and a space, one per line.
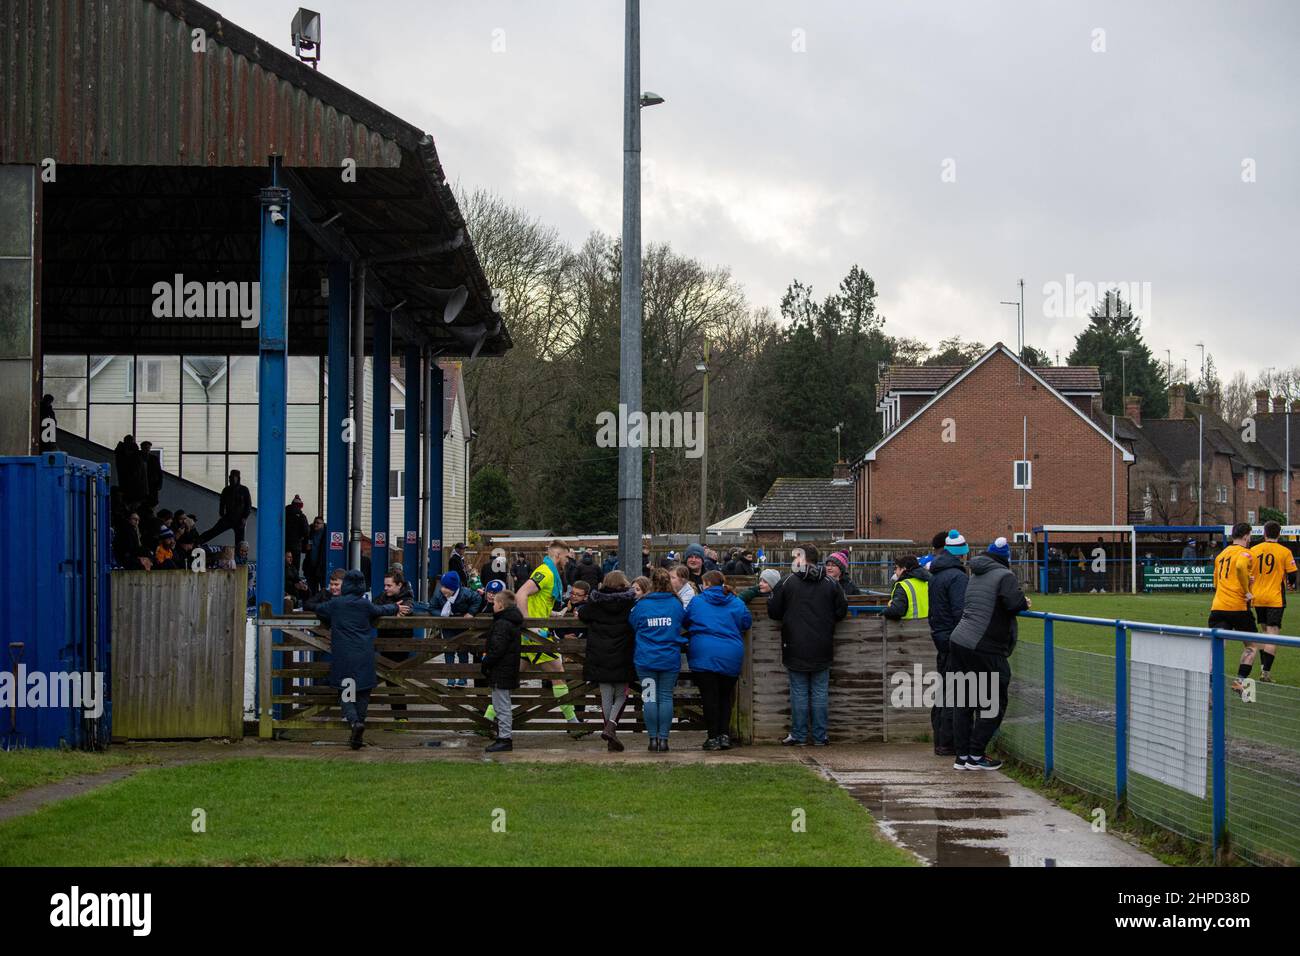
649, 738, 659, 752
780, 735, 807, 747
485, 738, 513, 753
349, 722, 365, 751
718, 734, 732, 750
967, 755, 1003, 771
660, 738, 670, 752
702, 737, 722, 751
953, 756, 970, 770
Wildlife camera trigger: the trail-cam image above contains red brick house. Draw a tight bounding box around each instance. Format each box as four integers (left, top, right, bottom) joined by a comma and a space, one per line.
852, 345, 1132, 544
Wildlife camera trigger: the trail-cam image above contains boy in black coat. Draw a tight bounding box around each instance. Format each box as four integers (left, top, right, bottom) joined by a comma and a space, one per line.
482, 589, 523, 753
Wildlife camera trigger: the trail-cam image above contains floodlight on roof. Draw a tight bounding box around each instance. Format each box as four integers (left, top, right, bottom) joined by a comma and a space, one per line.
291, 8, 322, 70
640, 92, 665, 108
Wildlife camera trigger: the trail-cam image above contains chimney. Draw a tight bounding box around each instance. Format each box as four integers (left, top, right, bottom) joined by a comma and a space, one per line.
1273, 395, 1286, 414
1124, 394, 1142, 426
1255, 389, 1270, 414
831, 460, 851, 481
1204, 390, 1220, 416
1168, 383, 1186, 421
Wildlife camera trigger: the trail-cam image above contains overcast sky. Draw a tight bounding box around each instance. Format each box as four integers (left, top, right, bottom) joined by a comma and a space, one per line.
220, 0, 1298, 383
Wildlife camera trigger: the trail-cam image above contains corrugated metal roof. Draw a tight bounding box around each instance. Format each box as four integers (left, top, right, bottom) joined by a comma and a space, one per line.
1, 0, 403, 168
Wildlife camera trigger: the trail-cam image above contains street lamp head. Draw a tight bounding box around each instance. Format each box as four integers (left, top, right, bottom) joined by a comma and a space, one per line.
640, 91, 665, 108
694, 361, 707, 373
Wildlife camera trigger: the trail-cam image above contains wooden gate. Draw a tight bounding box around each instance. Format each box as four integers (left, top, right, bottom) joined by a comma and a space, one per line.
257, 614, 709, 737
111, 568, 248, 739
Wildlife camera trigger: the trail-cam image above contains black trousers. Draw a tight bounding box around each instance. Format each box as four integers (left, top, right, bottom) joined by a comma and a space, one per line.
693, 670, 737, 739
932, 641, 954, 750
200, 515, 246, 548
948, 645, 1010, 758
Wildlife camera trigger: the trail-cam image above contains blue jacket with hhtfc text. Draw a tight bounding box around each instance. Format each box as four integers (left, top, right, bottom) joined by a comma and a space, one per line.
629, 590, 687, 673
683, 586, 753, 677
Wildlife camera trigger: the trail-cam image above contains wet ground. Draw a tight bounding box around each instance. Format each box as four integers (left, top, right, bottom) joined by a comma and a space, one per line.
808, 745, 1162, 866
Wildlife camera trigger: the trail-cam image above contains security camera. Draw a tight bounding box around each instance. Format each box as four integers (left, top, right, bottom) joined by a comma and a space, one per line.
269, 204, 286, 226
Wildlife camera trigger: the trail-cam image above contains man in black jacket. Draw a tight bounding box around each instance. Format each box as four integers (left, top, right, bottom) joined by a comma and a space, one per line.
200, 470, 253, 548
925, 530, 970, 756
572, 550, 603, 588
767, 545, 848, 747
285, 495, 310, 574
947, 537, 1030, 771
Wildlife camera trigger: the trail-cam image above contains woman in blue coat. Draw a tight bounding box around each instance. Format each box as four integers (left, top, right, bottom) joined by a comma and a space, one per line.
313, 569, 410, 749
628, 568, 687, 752
682, 570, 752, 751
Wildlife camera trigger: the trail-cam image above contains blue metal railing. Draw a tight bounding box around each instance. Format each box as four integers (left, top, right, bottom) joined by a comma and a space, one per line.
1017, 610, 1300, 861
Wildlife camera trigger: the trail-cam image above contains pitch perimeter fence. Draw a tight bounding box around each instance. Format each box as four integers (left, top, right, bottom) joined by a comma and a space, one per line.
997, 611, 1300, 866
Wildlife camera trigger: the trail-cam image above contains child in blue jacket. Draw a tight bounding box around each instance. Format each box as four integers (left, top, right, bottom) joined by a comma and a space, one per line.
682, 570, 753, 751
628, 568, 687, 752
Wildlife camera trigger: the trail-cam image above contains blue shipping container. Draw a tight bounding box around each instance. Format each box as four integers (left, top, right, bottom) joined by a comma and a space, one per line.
0, 454, 112, 749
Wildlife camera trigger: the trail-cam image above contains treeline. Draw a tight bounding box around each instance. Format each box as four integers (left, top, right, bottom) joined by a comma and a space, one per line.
458, 190, 1229, 535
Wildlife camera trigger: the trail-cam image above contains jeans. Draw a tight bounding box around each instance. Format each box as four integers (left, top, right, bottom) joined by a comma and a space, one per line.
948, 645, 1011, 758
693, 670, 738, 739
788, 668, 830, 744
340, 687, 372, 726
637, 669, 678, 739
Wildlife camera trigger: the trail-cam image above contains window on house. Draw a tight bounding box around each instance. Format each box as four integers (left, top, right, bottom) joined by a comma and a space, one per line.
1248, 510, 1256, 524
1217, 485, 1228, 504
389, 470, 404, 499
1013, 460, 1031, 489
1013, 532, 1031, 543
392, 408, 405, 432
1169, 484, 1178, 503
1247, 468, 1256, 489
1143, 485, 1153, 521
140, 360, 163, 395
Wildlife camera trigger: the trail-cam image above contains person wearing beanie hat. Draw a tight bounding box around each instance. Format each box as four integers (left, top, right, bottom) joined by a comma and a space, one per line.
823, 550, 861, 595
683, 543, 707, 586
736, 566, 783, 604
436, 570, 483, 687
926, 530, 971, 756
946, 535, 1031, 771
944, 529, 970, 556
154, 526, 177, 569
768, 544, 848, 747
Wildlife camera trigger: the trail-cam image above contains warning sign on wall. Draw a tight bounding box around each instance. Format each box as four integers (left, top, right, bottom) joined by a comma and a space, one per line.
329, 531, 344, 551
375, 532, 387, 549
405, 530, 417, 544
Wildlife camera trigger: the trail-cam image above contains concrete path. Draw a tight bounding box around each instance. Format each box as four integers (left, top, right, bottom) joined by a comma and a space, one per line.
807, 743, 1162, 867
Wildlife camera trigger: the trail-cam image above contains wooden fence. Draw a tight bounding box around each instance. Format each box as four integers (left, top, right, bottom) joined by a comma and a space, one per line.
255, 591, 939, 745
111, 568, 247, 739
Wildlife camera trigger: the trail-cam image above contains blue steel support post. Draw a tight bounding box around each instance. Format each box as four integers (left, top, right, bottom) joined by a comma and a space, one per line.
326, 261, 350, 576
1211, 634, 1227, 861
428, 361, 445, 585
1040, 530, 1049, 593
404, 344, 421, 575
370, 311, 392, 598
256, 173, 290, 710
1114, 622, 1128, 806
1044, 617, 1055, 778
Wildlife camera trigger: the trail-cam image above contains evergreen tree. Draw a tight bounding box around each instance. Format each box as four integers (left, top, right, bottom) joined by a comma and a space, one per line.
1066, 291, 1168, 418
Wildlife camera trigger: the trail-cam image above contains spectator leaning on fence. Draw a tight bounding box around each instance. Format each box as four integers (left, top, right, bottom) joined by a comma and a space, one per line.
947, 536, 1030, 771
629, 568, 688, 752
578, 570, 638, 752
882, 555, 931, 620
736, 567, 782, 604
824, 550, 860, 595
670, 564, 697, 608
924, 529, 970, 757
314, 569, 411, 750
683, 569, 752, 751
767, 545, 848, 747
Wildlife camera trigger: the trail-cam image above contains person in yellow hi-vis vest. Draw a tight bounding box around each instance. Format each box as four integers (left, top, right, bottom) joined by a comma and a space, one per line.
883, 555, 932, 620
